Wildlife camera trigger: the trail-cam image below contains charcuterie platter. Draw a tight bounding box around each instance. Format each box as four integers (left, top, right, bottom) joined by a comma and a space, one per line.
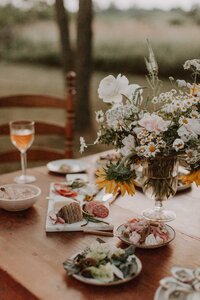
45, 179, 114, 232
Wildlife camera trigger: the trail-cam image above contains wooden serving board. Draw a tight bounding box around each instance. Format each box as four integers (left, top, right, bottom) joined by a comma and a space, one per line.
45, 182, 114, 232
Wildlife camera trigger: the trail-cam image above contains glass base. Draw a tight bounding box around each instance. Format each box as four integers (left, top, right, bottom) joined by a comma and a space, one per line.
14, 174, 36, 184
142, 208, 176, 222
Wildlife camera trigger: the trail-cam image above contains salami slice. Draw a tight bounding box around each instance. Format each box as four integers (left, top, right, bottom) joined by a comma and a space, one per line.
92, 204, 109, 218
53, 183, 77, 198
84, 201, 101, 215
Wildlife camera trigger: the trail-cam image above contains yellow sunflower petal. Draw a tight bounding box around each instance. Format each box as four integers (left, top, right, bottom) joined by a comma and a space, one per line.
118, 182, 126, 196
123, 182, 132, 195
96, 177, 106, 184
113, 184, 119, 195
180, 169, 200, 186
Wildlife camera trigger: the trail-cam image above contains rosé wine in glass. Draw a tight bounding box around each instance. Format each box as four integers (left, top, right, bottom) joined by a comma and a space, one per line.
10, 121, 36, 184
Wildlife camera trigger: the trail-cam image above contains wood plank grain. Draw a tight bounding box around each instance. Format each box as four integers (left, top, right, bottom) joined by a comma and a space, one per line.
0, 153, 199, 300
0, 95, 65, 108
0, 269, 38, 300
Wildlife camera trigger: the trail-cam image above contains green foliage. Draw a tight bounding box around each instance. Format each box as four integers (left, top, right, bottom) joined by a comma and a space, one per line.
105, 162, 136, 183
0, 38, 60, 66
0, 4, 200, 77
169, 16, 185, 26
187, 5, 200, 26
0, 3, 54, 28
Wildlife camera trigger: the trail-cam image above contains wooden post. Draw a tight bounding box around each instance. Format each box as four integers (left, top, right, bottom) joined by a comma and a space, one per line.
65, 71, 76, 158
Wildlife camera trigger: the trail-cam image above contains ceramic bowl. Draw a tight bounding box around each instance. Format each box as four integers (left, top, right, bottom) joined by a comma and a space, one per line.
0, 183, 41, 211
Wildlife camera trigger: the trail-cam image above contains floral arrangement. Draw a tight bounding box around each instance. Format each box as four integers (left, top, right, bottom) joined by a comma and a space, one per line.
80, 42, 200, 196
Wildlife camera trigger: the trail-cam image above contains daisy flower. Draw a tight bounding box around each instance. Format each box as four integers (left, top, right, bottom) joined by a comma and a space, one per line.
79, 137, 87, 153
95, 110, 104, 123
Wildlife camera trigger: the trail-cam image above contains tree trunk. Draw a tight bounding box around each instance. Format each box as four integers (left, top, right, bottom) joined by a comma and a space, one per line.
55, 0, 73, 78
76, 0, 93, 131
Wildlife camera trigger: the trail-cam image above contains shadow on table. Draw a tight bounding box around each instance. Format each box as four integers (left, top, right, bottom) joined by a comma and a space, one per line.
0, 207, 39, 230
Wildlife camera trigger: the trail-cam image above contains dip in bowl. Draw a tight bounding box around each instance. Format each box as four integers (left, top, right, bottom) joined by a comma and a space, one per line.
0, 184, 41, 211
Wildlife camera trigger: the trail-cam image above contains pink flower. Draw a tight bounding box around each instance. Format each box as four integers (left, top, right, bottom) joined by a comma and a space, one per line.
138, 113, 170, 133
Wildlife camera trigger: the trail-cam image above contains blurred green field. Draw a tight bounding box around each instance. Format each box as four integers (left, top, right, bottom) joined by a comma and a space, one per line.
0, 5, 200, 76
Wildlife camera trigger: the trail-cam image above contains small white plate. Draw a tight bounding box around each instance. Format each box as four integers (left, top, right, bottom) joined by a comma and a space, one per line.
68, 253, 142, 286
47, 159, 88, 174
116, 224, 175, 249
154, 274, 200, 300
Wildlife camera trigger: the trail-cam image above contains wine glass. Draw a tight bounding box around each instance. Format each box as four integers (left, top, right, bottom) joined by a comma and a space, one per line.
141, 156, 178, 222
9, 120, 36, 184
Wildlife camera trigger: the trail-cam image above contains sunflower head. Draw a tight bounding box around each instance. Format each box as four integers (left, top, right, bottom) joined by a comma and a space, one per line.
180, 168, 200, 186
96, 162, 136, 196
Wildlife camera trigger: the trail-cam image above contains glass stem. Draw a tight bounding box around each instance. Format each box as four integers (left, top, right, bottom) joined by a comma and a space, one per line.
155, 200, 163, 211
20, 151, 27, 177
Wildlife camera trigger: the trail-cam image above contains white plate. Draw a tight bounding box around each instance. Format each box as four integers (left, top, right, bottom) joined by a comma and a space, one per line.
154, 275, 200, 300
47, 159, 88, 174
116, 224, 175, 249
154, 285, 189, 300
68, 253, 142, 286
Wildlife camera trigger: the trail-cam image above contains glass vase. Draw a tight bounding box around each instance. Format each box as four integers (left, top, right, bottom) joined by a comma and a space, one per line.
141, 156, 178, 222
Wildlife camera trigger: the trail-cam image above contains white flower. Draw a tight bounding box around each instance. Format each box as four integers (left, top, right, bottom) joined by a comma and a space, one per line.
95, 110, 104, 123
120, 134, 135, 156
176, 79, 187, 87
180, 105, 187, 112
94, 130, 102, 144
172, 138, 185, 151
177, 126, 191, 142
98, 74, 129, 104
179, 116, 189, 126
185, 149, 200, 164
152, 96, 158, 104
186, 119, 200, 135
177, 120, 200, 142
183, 59, 200, 71
138, 113, 170, 134
144, 142, 160, 157
156, 138, 166, 148
105, 104, 134, 129
124, 84, 142, 100
190, 110, 200, 119
187, 82, 193, 89
183, 98, 194, 108
79, 137, 87, 153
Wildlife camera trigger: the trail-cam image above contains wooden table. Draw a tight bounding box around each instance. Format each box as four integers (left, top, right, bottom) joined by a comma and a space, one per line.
0, 152, 200, 300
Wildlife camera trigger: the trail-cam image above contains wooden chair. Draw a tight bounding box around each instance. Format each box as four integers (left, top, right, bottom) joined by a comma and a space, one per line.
0, 71, 76, 163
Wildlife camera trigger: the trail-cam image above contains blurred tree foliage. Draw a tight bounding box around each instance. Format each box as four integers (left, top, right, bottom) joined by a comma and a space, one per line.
0, 2, 200, 79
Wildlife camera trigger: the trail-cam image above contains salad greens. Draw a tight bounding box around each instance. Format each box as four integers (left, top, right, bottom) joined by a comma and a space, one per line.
63, 241, 138, 283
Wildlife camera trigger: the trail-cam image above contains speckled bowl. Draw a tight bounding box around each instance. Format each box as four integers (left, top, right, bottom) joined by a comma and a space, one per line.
0, 183, 41, 211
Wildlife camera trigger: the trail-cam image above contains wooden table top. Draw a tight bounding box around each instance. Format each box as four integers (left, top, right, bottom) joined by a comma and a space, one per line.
0, 152, 200, 300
